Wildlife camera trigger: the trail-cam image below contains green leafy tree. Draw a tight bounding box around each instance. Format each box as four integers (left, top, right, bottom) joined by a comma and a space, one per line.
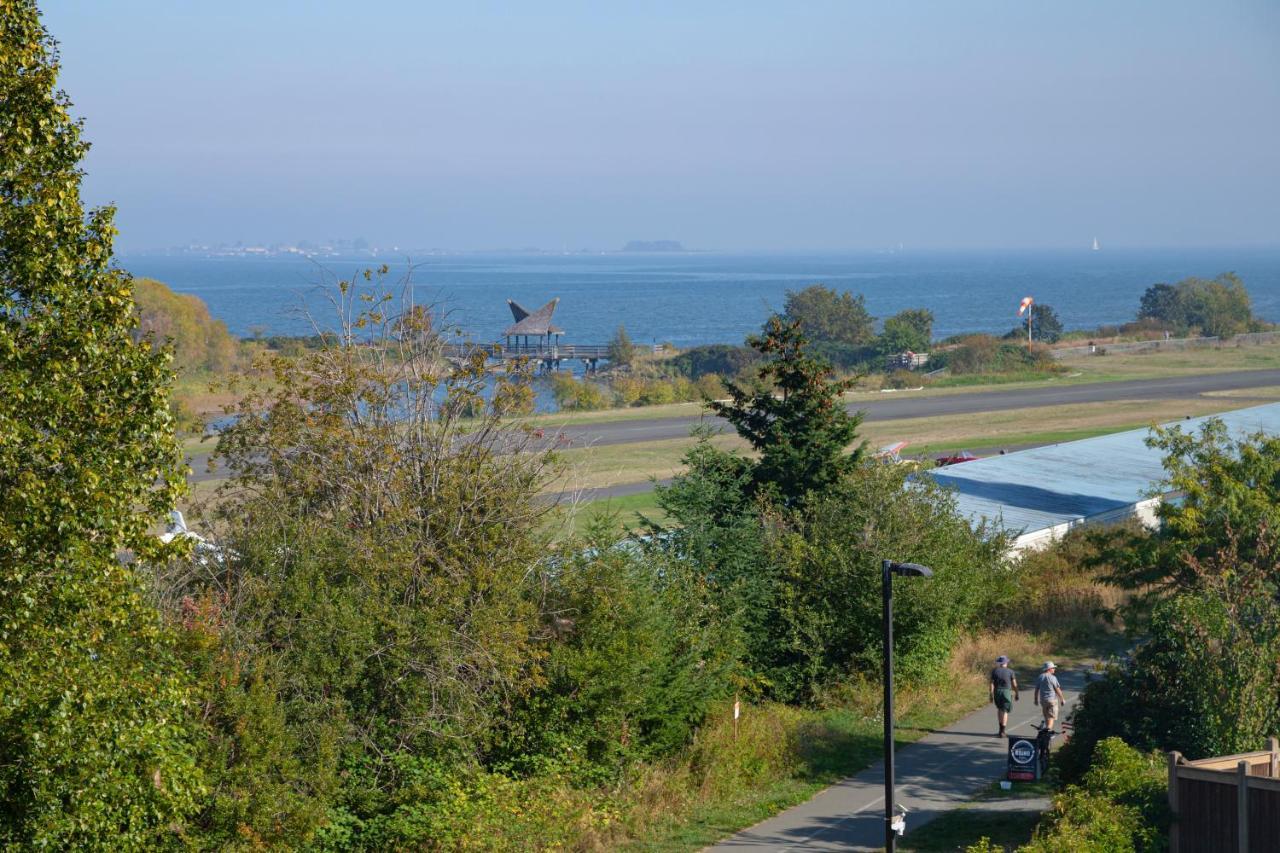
1177, 273, 1253, 337
494, 527, 741, 783
1101, 420, 1280, 608
711, 315, 865, 505
1137, 282, 1184, 329
169, 593, 336, 848
607, 323, 637, 367
1136, 274, 1255, 337
1063, 587, 1280, 768
652, 432, 771, 683
757, 466, 1010, 699
655, 436, 1009, 702
0, 3, 203, 846
877, 308, 933, 356
1062, 423, 1280, 773
782, 284, 875, 347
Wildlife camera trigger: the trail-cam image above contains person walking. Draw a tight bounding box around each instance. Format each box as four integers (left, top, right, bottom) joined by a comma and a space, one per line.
989, 655, 1019, 737
1035, 662, 1066, 731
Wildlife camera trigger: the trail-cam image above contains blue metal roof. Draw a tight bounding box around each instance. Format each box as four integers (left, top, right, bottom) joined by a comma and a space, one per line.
928, 402, 1280, 540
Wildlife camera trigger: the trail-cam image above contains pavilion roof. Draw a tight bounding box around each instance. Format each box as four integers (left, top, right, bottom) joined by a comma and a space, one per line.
503, 298, 563, 336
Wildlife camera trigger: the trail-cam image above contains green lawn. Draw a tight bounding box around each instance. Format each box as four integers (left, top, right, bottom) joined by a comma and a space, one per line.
556, 490, 668, 537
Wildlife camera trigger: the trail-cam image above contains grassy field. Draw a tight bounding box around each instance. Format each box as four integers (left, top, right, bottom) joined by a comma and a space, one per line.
550, 490, 671, 537
1054, 337, 1280, 377
857, 394, 1277, 452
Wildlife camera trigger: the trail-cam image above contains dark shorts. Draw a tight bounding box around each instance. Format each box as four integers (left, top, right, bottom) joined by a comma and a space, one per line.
994, 688, 1014, 712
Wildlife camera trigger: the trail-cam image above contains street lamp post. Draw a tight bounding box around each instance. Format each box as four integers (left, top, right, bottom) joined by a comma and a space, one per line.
882, 559, 934, 853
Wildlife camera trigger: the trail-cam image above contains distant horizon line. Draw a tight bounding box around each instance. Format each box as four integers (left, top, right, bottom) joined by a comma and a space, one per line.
118, 242, 1280, 259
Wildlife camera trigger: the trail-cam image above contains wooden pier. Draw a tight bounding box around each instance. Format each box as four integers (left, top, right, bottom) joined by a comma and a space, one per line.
441, 341, 610, 371
441, 296, 611, 371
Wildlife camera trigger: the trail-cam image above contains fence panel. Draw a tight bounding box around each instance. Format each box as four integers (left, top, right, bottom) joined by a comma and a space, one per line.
1178, 777, 1238, 852
1247, 786, 1280, 853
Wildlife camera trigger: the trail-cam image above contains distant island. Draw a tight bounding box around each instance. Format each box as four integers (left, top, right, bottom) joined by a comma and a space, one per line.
621, 240, 686, 253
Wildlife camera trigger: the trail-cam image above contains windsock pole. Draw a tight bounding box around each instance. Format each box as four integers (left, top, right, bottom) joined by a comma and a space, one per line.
1018, 296, 1034, 351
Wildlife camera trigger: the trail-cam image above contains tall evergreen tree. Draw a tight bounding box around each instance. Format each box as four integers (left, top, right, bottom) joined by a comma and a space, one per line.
711, 315, 865, 504
0, 3, 201, 846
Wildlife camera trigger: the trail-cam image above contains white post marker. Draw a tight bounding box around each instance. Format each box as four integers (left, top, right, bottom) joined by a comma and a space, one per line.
733, 696, 741, 739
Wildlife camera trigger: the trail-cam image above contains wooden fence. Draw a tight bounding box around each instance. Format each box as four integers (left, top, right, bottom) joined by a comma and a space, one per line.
1051, 330, 1280, 360
1169, 737, 1280, 852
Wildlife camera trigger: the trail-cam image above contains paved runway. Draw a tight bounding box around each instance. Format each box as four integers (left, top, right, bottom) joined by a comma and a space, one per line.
186, 369, 1280, 483
557, 368, 1280, 449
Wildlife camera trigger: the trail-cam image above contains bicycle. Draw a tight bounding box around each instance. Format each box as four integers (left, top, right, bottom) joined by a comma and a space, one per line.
1031, 722, 1058, 777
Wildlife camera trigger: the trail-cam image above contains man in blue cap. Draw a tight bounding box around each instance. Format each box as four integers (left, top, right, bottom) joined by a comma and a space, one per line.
989, 655, 1019, 737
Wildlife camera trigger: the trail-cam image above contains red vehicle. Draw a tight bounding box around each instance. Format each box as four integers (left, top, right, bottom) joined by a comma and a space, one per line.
935, 450, 979, 466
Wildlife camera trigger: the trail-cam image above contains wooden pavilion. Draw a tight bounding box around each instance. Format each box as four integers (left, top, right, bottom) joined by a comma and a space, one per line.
502, 298, 564, 352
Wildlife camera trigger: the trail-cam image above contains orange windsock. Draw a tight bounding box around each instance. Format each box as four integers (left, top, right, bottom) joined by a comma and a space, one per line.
1018, 296, 1034, 316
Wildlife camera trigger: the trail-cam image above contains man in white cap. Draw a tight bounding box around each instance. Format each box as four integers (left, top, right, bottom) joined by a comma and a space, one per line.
1035, 662, 1066, 731
989, 655, 1019, 737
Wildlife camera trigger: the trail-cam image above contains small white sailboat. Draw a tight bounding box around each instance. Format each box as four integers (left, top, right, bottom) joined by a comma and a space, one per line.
1092, 236, 1100, 251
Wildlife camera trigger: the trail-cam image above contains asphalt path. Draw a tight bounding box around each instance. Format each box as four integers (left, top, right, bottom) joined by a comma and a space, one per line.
706, 666, 1083, 851
186, 369, 1280, 484
555, 368, 1280, 449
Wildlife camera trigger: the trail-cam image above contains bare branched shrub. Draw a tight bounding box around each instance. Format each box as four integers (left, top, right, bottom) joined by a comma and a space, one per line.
161, 266, 565, 775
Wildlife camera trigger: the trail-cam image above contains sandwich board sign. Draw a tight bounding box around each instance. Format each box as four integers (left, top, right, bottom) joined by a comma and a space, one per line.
1007, 735, 1039, 781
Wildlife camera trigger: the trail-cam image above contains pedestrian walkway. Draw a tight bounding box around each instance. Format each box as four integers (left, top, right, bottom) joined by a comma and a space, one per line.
707, 668, 1084, 852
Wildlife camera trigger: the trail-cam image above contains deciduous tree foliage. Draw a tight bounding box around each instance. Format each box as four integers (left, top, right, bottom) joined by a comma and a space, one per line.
1136, 273, 1256, 337
1063, 424, 1280, 771
659, 316, 1009, 701
782, 284, 875, 347
164, 275, 560, 842
877, 307, 933, 356
1100, 419, 1280, 609
492, 525, 741, 784
607, 323, 637, 367
0, 3, 202, 846
134, 277, 240, 374
1137, 282, 1183, 329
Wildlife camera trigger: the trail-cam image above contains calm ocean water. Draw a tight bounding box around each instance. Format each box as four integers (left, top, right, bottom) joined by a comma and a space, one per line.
121, 249, 1280, 346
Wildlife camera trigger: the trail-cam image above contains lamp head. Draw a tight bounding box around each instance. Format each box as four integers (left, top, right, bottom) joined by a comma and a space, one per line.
885, 560, 934, 578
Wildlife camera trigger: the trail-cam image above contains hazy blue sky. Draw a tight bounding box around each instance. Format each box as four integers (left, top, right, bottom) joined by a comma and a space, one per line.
42, 1, 1280, 252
